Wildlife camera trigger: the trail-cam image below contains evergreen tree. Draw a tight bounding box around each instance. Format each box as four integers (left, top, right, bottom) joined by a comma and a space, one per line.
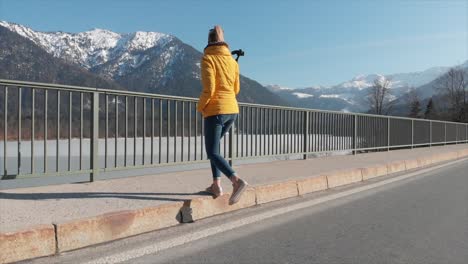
409, 100, 421, 118
424, 98, 437, 119
407, 89, 422, 118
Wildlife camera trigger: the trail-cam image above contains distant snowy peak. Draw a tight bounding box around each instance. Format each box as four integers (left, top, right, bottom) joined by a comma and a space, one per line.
0, 21, 37, 39
77, 28, 121, 49
319, 94, 341, 98
0, 21, 174, 70
302, 85, 330, 90
387, 67, 449, 88
293, 92, 313, 99
265, 84, 294, 91
340, 74, 383, 90
338, 65, 450, 90
122, 31, 172, 51
280, 63, 455, 93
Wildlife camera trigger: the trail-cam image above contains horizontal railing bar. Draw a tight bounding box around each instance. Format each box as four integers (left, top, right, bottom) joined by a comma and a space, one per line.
429, 142, 456, 146
0, 79, 99, 93
356, 142, 466, 151
101, 159, 210, 172
9, 170, 93, 180
443, 140, 468, 144
356, 145, 418, 151
103, 90, 198, 102
235, 106, 465, 124
0, 79, 199, 101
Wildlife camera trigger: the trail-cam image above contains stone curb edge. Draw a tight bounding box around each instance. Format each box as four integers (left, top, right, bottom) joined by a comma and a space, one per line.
2, 148, 468, 263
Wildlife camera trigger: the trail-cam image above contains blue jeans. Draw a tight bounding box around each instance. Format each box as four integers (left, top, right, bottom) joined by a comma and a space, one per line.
204, 114, 238, 179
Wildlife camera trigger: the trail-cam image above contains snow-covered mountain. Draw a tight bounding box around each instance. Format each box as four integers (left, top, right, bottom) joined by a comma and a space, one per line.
266, 62, 466, 112
2, 20, 464, 112
335, 66, 450, 91
0, 23, 124, 90
387, 67, 450, 88
0, 21, 175, 79
266, 84, 294, 92
0, 21, 287, 106
338, 74, 380, 90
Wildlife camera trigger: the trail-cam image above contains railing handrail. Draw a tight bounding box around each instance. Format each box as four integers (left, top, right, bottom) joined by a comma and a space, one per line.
1, 78, 466, 125
0, 79, 198, 101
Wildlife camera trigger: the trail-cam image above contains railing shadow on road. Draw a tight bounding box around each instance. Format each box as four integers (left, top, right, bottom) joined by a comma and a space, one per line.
0, 191, 212, 202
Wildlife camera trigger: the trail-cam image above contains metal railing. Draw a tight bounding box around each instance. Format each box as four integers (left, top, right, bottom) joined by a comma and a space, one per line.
1, 79, 467, 181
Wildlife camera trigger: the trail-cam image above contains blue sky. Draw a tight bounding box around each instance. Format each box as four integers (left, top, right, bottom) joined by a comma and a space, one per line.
0, 0, 467, 87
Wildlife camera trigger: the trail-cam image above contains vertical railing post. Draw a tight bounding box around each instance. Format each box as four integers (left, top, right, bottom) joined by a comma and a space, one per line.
444, 122, 447, 145
228, 122, 234, 166
411, 119, 414, 149
3, 86, 7, 177
353, 114, 357, 155
45, 90, 48, 173
429, 120, 432, 147
32, 89, 35, 174
56, 90, 60, 172
303, 111, 309, 160
105, 94, 108, 168
90, 92, 99, 182
387, 117, 390, 151
455, 123, 458, 144
18, 87, 22, 174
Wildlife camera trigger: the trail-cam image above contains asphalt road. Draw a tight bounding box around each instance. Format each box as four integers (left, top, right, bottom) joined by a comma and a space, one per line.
25, 159, 468, 264
133, 160, 468, 264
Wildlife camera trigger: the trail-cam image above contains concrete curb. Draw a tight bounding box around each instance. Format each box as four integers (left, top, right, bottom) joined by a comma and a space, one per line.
0, 225, 56, 264
255, 180, 299, 205
387, 160, 407, 174
361, 164, 388, 180
2, 148, 467, 263
405, 159, 419, 170
458, 149, 468, 158
54, 202, 184, 253
297, 175, 328, 195
180, 188, 256, 223
325, 169, 363, 188
417, 156, 433, 167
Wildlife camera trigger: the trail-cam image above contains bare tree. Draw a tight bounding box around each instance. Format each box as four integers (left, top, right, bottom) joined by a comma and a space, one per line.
435, 68, 467, 122
406, 88, 421, 118
367, 77, 395, 115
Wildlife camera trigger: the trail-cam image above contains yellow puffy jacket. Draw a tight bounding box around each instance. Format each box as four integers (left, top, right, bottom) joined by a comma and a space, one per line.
198, 44, 240, 118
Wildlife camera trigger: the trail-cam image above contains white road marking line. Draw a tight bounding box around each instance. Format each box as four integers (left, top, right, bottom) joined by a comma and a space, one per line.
84, 158, 468, 264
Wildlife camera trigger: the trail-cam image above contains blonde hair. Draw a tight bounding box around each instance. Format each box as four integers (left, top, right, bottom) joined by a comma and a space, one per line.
208, 25, 225, 44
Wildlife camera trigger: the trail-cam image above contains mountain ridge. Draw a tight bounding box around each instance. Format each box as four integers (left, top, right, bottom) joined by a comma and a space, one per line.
266, 60, 467, 113
0, 25, 124, 90
0, 21, 288, 107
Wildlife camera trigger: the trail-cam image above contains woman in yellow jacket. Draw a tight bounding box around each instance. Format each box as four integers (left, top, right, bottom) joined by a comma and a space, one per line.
198, 25, 248, 204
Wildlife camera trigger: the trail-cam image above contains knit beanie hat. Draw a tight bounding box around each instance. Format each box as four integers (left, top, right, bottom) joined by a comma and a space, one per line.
208, 25, 225, 44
